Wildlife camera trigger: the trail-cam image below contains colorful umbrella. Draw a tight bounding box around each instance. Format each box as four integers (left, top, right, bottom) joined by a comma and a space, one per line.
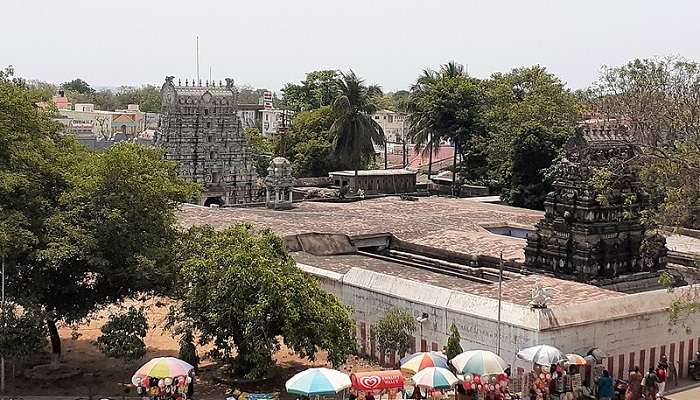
400, 351, 448, 374
517, 345, 566, 366
565, 353, 588, 366
133, 357, 194, 379
285, 368, 351, 396
411, 367, 459, 390
451, 350, 508, 376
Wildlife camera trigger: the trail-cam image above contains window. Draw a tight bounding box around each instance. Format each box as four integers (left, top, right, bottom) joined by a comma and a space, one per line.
206, 122, 211, 128
210, 151, 216, 159
204, 109, 209, 116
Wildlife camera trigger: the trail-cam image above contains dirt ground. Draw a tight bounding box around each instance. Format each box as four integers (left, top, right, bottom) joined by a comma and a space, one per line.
6, 298, 379, 399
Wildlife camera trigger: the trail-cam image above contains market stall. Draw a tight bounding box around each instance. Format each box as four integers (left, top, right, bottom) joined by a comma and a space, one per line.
131, 357, 195, 399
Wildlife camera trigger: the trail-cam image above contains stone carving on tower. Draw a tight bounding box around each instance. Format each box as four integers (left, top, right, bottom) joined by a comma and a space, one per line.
264, 157, 294, 210
156, 76, 258, 206
524, 120, 666, 281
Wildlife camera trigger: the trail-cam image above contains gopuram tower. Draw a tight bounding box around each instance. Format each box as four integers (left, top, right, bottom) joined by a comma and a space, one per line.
524, 120, 665, 281
157, 76, 257, 206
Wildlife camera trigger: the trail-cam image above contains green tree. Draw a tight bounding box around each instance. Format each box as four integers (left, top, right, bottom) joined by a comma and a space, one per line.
331, 70, 385, 182
245, 127, 273, 176
96, 306, 148, 361
407, 62, 487, 190
169, 225, 356, 379
445, 323, 463, 361
115, 85, 161, 112
283, 106, 341, 177
373, 307, 416, 358
588, 56, 700, 229
61, 78, 94, 94
0, 304, 47, 363
1, 75, 198, 365
282, 70, 341, 112
177, 329, 200, 370
482, 66, 580, 207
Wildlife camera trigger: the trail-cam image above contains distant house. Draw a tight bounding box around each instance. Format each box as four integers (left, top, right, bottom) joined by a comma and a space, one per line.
371, 109, 409, 142
329, 169, 417, 194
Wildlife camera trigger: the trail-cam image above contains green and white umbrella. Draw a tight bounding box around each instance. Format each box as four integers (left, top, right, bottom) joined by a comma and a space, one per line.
451, 350, 508, 376
411, 367, 459, 390
285, 368, 351, 396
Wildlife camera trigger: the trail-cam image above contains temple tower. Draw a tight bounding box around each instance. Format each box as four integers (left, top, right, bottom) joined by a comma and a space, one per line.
157, 76, 257, 205
524, 121, 662, 281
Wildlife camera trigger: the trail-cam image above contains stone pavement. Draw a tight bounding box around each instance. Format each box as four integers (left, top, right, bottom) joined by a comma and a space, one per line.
667, 384, 700, 400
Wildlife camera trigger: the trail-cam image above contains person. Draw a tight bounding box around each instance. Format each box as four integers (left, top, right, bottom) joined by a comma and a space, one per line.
626, 366, 643, 400
656, 359, 668, 398
411, 386, 424, 400
596, 370, 613, 400
366, 392, 375, 400
644, 367, 659, 400
349, 390, 358, 400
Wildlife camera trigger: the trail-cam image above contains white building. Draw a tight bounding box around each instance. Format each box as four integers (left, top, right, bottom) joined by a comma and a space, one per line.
372, 109, 409, 142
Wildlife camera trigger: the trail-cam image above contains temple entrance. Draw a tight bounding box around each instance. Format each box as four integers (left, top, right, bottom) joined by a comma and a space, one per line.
203, 196, 224, 207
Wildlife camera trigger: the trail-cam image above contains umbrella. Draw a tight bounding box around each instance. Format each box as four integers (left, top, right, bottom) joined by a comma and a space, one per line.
565, 354, 588, 366
133, 357, 194, 379
411, 367, 459, 390
517, 345, 566, 366
451, 350, 508, 376
400, 351, 448, 374
285, 368, 351, 396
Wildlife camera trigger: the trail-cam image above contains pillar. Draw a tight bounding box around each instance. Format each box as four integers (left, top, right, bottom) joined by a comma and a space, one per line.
288, 189, 293, 203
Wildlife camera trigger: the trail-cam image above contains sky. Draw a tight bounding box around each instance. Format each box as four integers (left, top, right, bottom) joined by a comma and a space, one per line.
3, 0, 699, 93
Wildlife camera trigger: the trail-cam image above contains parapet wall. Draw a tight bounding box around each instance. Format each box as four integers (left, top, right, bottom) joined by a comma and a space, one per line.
299, 263, 700, 379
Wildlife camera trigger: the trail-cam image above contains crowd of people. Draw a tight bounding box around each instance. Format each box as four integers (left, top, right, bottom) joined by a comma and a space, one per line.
595, 355, 675, 400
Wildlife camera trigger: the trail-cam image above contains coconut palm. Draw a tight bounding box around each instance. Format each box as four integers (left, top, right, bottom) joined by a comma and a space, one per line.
331, 71, 385, 185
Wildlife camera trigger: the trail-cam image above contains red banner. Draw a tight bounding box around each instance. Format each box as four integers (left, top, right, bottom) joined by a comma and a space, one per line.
351, 370, 405, 391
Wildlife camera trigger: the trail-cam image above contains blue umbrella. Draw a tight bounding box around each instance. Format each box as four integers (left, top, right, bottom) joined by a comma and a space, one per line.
286, 368, 351, 396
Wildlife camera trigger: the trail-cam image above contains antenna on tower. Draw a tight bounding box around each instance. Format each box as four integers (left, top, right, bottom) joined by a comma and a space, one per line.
196, 35, 200, 83
209, 66, 212, 84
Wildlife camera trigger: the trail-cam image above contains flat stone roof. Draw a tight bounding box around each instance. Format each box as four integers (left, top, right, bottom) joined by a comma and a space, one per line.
329, 169, 417, 177
178, 196, 543, 261
293, 252, 623, 306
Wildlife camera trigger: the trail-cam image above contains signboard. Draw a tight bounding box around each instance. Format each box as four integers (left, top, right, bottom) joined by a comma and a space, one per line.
351, 370, 405, 391
263, 90, 273, 109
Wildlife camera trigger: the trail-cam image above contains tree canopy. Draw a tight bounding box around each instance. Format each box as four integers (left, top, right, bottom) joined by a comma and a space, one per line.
373, 307, 416, 358
169, 225, 356, 379
61, 78, 94, 94
282, 70, 341, 112
1, 70, 199, 364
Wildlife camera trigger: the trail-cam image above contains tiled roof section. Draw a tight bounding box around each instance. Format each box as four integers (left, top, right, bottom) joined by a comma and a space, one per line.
178, 196, 544, 260
293, 252, 623, 306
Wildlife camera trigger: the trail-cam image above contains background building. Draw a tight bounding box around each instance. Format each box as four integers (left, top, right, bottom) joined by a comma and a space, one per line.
372, 109, 409, 142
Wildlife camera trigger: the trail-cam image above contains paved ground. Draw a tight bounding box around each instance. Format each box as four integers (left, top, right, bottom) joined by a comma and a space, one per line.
667, 384, 700, 400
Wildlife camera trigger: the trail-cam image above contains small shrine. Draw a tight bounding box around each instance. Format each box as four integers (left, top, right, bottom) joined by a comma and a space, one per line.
524, 121, 666, 281
264, 157, 295, 210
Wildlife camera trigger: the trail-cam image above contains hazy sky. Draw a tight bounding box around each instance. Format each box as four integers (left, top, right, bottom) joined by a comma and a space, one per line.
3, 0, 699, 93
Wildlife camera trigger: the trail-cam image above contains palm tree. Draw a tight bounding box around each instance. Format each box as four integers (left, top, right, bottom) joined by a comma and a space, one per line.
406, 69, 444, 186
331, 71, 385, 187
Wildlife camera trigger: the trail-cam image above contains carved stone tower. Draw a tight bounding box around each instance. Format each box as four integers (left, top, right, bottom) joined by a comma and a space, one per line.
157, 76, 257, 205
524, 121, 661, 281
264, 157, 294, 210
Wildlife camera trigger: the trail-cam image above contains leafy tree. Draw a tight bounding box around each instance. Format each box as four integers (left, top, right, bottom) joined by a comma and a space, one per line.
446, 323, 463, 361
506, 124, 559, 209
331, 70, 385, 181
587, 57, 700, 229
0, 304, 47, 362
282, 70, 340, 112
482, 66, 580, 206
61, 78, 94, 94
169, 225, 356, 379
178, 329, 200, 370
282, 106, 342, 177
96, 306, 148, 361
406, 62, 487, 190
245, 127, 274, 176
373, 307, 416, 358
115, 85, 161, 112
1, 76, 199, 365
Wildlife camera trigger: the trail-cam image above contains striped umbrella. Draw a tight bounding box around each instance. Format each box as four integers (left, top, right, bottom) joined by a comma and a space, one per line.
517, 345, 566, 366
565, 353, 588, 366
411, 367, 459, 390
400, 351, 448, 374
451, 350, 508, 376
132, 357, 194, 379
285, 368, 351, 396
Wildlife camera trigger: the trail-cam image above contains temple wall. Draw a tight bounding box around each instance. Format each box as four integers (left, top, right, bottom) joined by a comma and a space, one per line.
299, 263, 700, 378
